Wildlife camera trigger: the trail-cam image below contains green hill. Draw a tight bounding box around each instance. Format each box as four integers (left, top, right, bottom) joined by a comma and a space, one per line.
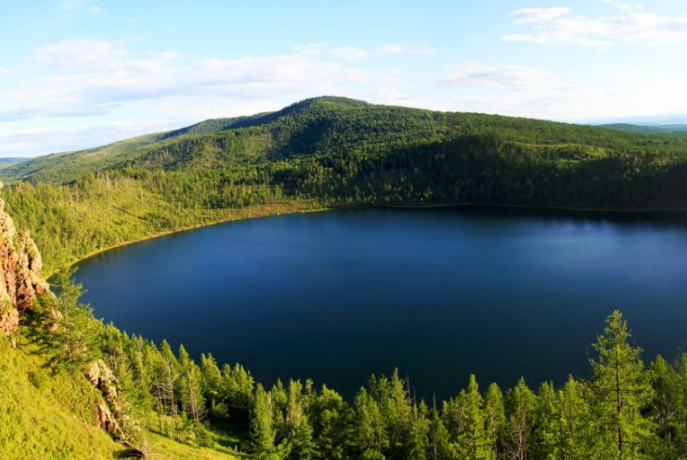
4, 96, 687, 273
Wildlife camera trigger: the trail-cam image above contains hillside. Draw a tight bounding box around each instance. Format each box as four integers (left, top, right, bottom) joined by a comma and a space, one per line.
2, 97, 687, 459
4, 96, 687, 273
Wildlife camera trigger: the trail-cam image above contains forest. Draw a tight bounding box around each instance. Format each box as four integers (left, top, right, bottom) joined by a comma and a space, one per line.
15, 270, 687, 460
4, 97, 687, 273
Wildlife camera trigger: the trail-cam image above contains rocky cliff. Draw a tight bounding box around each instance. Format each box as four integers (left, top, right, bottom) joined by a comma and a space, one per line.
0, 181, 50, 334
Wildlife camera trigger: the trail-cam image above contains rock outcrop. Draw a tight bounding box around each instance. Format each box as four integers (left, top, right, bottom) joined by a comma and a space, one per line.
85, 360, 125, 438
0, 181, 50, 334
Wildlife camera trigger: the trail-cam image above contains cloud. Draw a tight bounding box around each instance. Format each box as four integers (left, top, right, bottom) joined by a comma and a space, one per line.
602, 0, 644, 12
444, 62, 551, 89
0, 67, 9, 74
505, 8, 687, 46
88, 5, 106, 15
509, 7, 572, 24
0, 38, 374, 121
61, 0, 86, 10
295, 43, 435, 62
29, 38, 129, 71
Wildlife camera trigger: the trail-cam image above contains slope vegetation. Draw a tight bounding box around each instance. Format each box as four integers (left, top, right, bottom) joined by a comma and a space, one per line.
3, 96, 687, 273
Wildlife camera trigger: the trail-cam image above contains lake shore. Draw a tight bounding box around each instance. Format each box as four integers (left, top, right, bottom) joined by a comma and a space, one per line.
60, 199, 687, 279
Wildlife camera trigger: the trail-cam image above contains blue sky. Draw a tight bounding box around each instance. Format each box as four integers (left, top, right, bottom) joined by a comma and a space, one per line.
1, 0, 687, 156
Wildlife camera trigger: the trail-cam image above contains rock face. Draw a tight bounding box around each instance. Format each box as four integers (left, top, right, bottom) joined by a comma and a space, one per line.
0, 182, 50, 334
85, 359, 129, 441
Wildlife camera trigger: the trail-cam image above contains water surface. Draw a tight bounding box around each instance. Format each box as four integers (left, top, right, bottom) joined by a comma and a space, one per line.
76, 207, 687, 399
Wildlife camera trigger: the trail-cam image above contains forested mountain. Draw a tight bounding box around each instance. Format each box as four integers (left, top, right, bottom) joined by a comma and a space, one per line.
2, 97, 687, 459
4, 96, 687, 274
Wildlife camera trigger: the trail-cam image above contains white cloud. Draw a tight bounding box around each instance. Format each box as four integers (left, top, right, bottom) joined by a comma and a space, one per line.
509, 7, 572, 24
603, 0, 644, 12
61, 0, 86, 10
29, 38, 129, 71
444, 62, 551, 89
125, 17, 136, 25
0, 67, 9, 74
505, 8, 687, 46
88, 5, 106, 15
295, 43, 435, 62
0, 39, 374, 121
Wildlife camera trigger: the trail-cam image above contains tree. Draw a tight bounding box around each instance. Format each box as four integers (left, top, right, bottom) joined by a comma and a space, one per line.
407, 402, 431, 460
252, 383, 288, 460
505, 377, 536, 460
455, 375, 493, 460
429, 401, 454, 460
649, 355, 682, 458
310, 385, 348, 460
200, 353, 226, 418
285, 380, 317, 460
178, 344, 205, 424
484, 383, 505, 459
48, 268, 100, 368
354, 387, 389, 460
558, 376, 592, 460
589, 311, 654, 459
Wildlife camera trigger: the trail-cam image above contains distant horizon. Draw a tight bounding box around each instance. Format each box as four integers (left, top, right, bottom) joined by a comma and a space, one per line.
2, 0, 687, 156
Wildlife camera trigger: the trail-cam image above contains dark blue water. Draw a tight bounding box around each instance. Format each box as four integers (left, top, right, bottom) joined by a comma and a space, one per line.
76, 207, 687, 399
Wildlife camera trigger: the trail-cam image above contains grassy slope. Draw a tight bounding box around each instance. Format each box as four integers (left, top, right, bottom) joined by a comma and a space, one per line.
0, 335, 239, 460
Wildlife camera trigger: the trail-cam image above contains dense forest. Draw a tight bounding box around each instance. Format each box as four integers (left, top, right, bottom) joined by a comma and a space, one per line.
14, 271, 687, 460
4, 97, 687, 273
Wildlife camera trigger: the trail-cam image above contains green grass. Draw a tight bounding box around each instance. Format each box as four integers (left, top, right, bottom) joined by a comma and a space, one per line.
0, 334, 238, 460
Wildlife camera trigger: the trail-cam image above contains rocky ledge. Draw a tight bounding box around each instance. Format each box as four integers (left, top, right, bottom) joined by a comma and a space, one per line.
0, 181, 50, 335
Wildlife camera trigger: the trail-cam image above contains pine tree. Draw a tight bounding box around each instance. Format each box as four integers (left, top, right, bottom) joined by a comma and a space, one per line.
456, 375, 493, 460
559, 376, 592, 460
49, 269, 100, 368
200, 353, 225, 418
354, 387, 389, 460
505, 377, 536, 460
407, 402, 431, 460
252, 383, 288, 460
484, 383, 505, 459
649, 355, 682, 458
532, 381, 560, 460
310, 385, 348, 460
178, 344, 205, 424
429, 402, 454, 460
155, 340, 179, 418
589, 311, 654, 459
285, 380, 317, 460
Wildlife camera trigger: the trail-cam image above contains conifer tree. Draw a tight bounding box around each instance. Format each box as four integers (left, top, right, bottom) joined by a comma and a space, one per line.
252, 383, 279, 459
484, 383, 505, 459
429, 402, 454, 460
407, 402, 431, 460
285, 380, 317, 460
178, 344, 205, 424
354, 387, 389, 460
649, 355, 681, 458
310, 385, 348, 460
558, 376, 592, 460
505, 377, 536, 460
589, 311, 654, 459
456, 375, 493, 460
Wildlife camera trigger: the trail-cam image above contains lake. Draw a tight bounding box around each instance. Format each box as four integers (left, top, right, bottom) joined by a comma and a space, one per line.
75, 207, 687, 399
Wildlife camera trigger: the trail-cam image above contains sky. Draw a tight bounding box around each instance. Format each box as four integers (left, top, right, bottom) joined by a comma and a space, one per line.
1, 0, 687, 157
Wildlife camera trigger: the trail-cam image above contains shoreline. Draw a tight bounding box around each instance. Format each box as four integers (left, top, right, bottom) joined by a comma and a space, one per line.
58, 200, 687, 278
